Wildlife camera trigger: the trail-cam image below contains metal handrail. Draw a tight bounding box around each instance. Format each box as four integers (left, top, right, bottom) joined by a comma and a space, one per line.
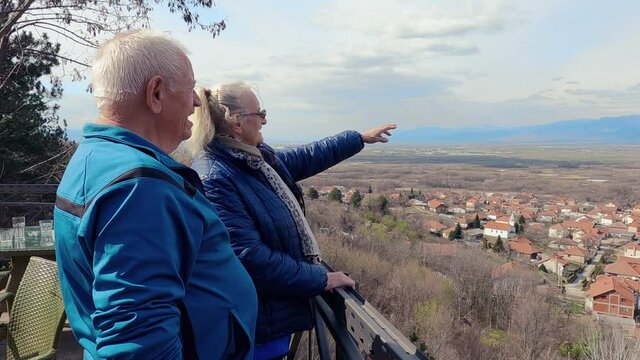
0, 184, 57, 208
0, 184, 58, 194
305, 262, 432, 360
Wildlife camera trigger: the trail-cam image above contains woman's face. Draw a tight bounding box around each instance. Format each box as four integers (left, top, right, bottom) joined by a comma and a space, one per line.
234, 91, 267, 147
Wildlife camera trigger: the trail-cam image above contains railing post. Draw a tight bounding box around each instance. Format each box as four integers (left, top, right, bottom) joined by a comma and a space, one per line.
314, 305, 332, 360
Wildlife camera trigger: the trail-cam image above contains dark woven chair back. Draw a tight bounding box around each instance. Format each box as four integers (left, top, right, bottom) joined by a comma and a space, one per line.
6, 256, 66, 360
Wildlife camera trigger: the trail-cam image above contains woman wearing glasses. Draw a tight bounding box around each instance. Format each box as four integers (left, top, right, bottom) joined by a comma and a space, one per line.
188, 81, 395, 359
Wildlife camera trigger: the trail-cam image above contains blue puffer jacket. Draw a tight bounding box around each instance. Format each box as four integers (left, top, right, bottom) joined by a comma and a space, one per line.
192, 130, 364, 343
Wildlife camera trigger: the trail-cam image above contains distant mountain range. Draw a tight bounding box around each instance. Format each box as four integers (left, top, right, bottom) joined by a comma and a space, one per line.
65, 115, 640, 144
391, 115, 640, 144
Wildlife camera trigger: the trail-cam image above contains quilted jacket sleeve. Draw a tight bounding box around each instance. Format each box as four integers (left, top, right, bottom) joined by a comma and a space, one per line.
204, 175, 328, 298
275, 130, 364, 182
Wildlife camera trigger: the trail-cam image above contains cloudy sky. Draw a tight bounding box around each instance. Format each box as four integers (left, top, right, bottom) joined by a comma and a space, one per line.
57, 0, 640, 140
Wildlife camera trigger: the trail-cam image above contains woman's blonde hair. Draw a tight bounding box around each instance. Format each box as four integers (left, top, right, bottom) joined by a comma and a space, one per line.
186, 81, 255, 156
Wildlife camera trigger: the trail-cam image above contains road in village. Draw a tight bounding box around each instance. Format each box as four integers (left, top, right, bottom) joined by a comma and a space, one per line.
563, 250, 603, 303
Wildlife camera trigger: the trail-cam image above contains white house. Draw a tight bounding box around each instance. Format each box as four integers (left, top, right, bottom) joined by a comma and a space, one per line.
483, 221, 514, 239
549, 224, 568, 239
538, 255, 569, 277
601, 216, 614, 226
623, 243, 640, 258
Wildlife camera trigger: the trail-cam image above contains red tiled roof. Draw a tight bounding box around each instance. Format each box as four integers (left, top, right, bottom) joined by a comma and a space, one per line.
512, 236, 532, 244
507, 241, 542, 255
623, 242, 640, 251
563, 246, 589, 257
485, 221, 511, 231
588, 275, 637, 302
605, 261, 640, 278
538, 255, 569, 266
425, 221, 447, 231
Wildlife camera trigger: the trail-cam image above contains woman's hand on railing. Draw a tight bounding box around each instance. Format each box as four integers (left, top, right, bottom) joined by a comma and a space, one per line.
325, 271, 356, 291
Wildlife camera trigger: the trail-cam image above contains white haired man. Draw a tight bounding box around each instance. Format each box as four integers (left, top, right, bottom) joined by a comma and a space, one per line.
54, 30, 257, 359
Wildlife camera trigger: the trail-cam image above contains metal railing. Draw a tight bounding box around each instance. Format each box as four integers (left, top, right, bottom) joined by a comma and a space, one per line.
292, 262, 431, 360
0, 184, 57, 207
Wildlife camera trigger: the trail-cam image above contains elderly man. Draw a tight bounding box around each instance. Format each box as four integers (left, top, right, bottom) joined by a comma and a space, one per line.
54, 30, 257, 359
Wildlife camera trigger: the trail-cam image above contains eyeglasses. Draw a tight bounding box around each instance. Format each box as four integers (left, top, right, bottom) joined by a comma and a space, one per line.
239, 109, 267, 119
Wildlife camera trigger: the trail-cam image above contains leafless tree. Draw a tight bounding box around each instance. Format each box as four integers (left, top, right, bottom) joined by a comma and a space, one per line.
507, 290, 560, 360
0, 0, 226, 89
585, 322, 640, 360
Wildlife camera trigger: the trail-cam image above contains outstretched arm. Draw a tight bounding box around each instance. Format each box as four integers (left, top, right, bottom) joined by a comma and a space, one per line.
275, 124, 396, 182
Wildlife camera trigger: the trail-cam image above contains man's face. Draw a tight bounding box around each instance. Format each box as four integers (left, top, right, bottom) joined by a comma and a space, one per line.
161, 55, 201, 151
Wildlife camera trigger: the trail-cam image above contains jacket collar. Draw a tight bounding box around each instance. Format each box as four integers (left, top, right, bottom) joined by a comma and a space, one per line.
83, 123, 204, 193
83, 123, 182, 169
214, 135, 263, 158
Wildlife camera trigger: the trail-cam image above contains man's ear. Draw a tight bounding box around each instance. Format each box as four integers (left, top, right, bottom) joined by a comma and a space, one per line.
146, 76, 163, 114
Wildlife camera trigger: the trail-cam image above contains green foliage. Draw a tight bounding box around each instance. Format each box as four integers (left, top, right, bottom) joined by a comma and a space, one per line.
470, 214, 482, 229
409, 331, 419, 343
408, 187, 416, 199
558, 339, 589, 359
307, 187, 319, 199
493, 236, 505, 253
368, 223, 391, 242
0, 31, 67, 184
565, 273, 577, 284
515, 223, 524, 234
518, 215, 526, 225
328, 187, 343, 202
591, 263, 604, 278
453, 223, 463, 239
415, 299, 440, 321
366, 195, 389, 215
581, 278, 590, 290
480, 330, 506, 348
363, 210, 378, 223
569, 303, 584, 314
482, 236, 489, 249
539, 264, 548, 273
349, 189, 363, 207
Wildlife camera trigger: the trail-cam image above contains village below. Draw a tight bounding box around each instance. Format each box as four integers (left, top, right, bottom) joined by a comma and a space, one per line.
297, 147, 640, 359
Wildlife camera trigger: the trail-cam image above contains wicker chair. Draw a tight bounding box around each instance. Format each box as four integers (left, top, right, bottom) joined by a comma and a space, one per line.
1, 257, 66, 360
0, 269, 22, 320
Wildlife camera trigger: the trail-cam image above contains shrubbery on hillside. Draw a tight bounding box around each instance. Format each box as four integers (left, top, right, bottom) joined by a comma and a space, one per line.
302, 200, 635, 360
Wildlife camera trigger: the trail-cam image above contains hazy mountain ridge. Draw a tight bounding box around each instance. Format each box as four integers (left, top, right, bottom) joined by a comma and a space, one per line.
392, 115, 640, 144
65, 115, 640, 144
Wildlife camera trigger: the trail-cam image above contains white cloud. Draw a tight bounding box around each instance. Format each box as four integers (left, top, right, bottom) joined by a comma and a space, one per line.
54, 0, 640, 138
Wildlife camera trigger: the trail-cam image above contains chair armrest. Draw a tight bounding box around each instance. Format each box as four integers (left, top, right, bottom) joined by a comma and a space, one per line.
0, 289, 14, 304
27, 350, 56, 360
0, 320, 7, 340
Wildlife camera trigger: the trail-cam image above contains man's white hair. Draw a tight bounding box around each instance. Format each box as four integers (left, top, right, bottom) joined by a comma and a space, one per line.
92, 30, 188, 109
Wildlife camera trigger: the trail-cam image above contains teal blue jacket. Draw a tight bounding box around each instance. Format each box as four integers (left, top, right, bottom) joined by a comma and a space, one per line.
54, 124, 257, 359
